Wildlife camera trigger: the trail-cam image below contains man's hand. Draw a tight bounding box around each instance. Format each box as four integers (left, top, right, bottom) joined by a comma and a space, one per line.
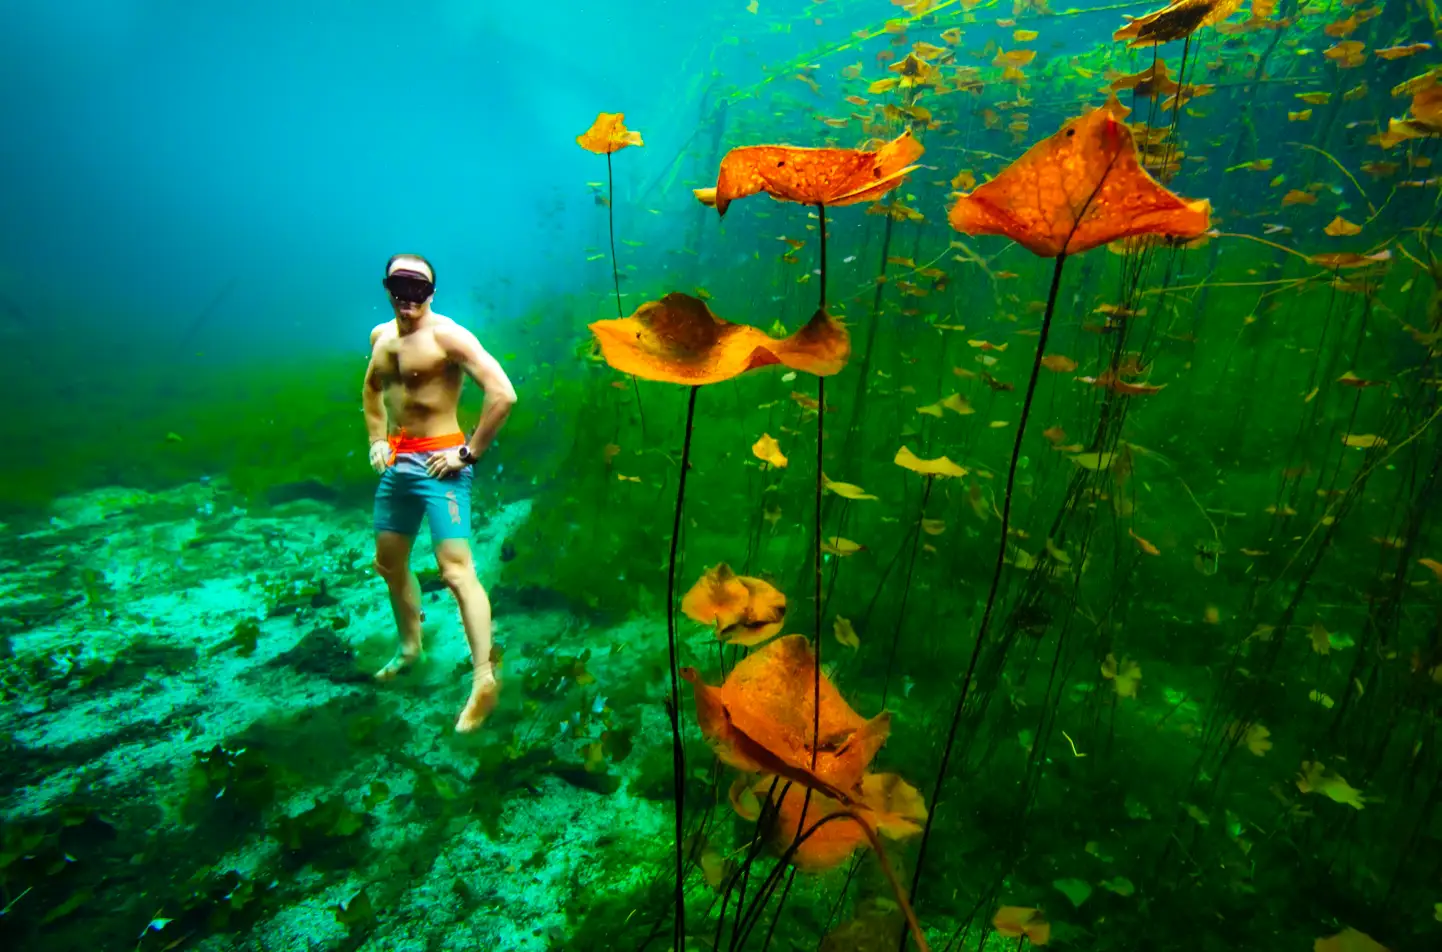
369, 440, 391, 474
426, 448, 468, 478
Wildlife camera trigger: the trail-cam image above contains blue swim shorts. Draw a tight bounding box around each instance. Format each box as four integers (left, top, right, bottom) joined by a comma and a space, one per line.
373, 448, 475, 542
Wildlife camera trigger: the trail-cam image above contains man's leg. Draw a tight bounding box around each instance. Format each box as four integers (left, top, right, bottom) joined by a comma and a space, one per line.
434, 538, 498, 731
373, 530, 424, 679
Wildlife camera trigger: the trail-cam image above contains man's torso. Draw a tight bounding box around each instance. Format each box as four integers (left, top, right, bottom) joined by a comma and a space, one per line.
371, 315, 464, 437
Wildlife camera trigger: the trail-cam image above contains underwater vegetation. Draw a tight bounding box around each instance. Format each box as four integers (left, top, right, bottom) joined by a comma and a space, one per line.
6, 0, 1442, 950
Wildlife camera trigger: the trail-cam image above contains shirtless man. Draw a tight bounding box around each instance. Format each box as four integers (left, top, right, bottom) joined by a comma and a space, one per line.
362, 253, 517, 732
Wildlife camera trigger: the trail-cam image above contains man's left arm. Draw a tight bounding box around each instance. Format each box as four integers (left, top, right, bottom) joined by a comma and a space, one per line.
440, 323, 518, 464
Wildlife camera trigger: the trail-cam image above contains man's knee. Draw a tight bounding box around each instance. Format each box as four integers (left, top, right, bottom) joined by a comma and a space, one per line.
374, 534, 413, 582
435, 546, 477, 593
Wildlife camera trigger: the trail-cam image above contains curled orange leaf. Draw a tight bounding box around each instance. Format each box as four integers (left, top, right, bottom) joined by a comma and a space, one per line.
588, 293, 849, 385
680, 635, 891, 800
576, 112, 643, 154
1113, 0, 1244, 48
948, 107, 1210, 257
702, 131, 925, 216
758, 772, 926, 872
681, 564, 787, 647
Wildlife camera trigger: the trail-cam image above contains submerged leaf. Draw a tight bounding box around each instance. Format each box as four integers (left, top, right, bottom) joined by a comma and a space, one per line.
576, 112, 644, 154
589, 294, 849, 385
753, 433, 789, 469
993, 907, 1050, 945
895, 446, 967, 477
703, 131, 924, 216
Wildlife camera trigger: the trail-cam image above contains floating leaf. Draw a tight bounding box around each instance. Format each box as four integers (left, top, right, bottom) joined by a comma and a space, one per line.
993, 907, 1050, 945
895, 445, 967, 477
681, 564, 787, 647
1100, 876, 1136, 897
590, 294, 849, 385
1324, 215, 1363, 237
576, 112, 644, 154
948, 107, 1210, 257
1052, 877, 1093, 907
1296, 761, 1365, 810
1070, 451, 1118, 471
753, 433, 789, 469
823, 475, 880, 500
822, 537, 864, 557
700, 131, 923, 216
1102, 653, 1142, 698
1114, 0, 1245, 49
834, 616, 861, 649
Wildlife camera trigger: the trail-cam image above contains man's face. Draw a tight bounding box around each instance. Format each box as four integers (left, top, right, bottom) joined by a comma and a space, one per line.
384, 257, 434, 318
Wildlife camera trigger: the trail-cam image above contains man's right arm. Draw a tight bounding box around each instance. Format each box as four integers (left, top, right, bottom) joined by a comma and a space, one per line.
362, 330, 388, 443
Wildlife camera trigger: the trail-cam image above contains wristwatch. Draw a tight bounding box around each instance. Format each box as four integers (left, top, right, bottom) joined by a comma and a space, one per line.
457, 445, 476, 465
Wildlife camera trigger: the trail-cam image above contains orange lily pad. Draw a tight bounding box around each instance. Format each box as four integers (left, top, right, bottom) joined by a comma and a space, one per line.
680, 635, 890, 800
576, 112, 643, 154
680, 564, 787, 647
698, 131, 925, 216
758, 772, 927, 872
1114, 0, 1244, 48
588, 293, 849, 385
948, 107, 1211, 257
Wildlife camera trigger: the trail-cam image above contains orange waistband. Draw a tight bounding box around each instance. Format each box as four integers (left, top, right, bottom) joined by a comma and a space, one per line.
388, 431, 465, 461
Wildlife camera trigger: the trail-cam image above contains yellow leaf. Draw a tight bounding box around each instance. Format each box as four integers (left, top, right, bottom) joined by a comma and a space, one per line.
822, 474, 878, 500
921, 518, 946, 535
942, 393, 975, 415
752, 433, 788, 469
1342, 433, 1386, 448
1240, 723, 1272, 756
895, 446, 966, 477
1296, 761, 1365, 810
1310, 621, 1331, 655
1314, 927, 1390, 952
834, 616, 860, 649
1070, 452, 1116, 471
821, 537, 863, 557
1101, 653, 1141, 698
1323, 216, 1362, 237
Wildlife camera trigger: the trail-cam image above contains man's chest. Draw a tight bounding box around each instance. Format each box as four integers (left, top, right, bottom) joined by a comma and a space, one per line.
381, 335, 454, 386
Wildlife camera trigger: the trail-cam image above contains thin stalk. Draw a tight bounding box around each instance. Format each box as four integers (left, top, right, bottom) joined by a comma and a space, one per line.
666, 384, 701, 950
905, 253, 1069, 926
881, 476, 933, 708
606, 151, 623, 318
606, 149, 646, 436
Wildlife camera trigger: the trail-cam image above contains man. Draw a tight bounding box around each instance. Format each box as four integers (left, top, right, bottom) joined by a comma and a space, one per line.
362, 253, 517, 732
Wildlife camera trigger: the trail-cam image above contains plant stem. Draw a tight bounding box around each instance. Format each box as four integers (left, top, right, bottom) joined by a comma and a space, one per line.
904, 253, 1069, 932
814, 203, 828, 758
666, 384, 700, 949
606, 151, 622, 318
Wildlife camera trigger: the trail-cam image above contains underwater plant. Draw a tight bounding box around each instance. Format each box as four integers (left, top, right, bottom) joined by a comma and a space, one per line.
916, 100, 1212, 908
587, 288, 850, 947
681, 635, 931, 951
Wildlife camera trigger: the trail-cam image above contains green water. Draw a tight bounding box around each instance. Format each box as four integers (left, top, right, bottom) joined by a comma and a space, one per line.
4, 1, 1442, 951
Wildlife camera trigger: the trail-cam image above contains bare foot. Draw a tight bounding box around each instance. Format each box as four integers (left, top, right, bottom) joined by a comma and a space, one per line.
374, 646, 423, 681
455, 668, 500, 732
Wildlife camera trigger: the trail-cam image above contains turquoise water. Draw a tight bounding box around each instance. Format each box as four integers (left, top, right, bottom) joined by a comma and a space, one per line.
3, 2, 1442, 950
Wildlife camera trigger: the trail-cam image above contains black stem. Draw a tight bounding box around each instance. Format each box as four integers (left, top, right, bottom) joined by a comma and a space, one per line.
881, 475, 933, 708
814, 203, 828, 755
904, 252, 1069, 930
606, 150, 622, 318
666, 384, 700, 950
